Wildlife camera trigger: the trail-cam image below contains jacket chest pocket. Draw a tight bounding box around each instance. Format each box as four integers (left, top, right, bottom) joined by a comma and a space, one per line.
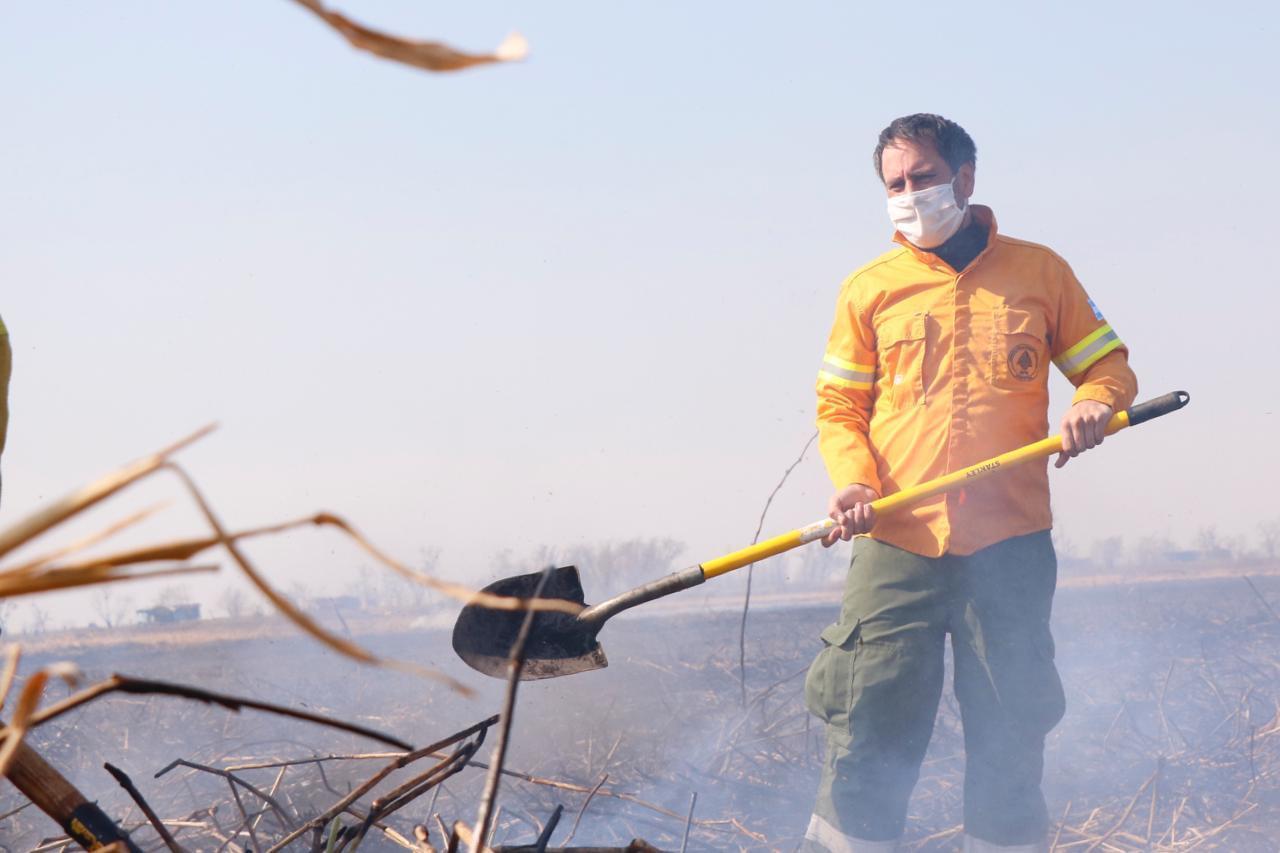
877, 314, 927, 409
991, 306, 1048, 389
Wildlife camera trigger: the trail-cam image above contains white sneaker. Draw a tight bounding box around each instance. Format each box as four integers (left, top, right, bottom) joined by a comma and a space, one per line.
803, 815, 899, 852
962, 834, 1045, 853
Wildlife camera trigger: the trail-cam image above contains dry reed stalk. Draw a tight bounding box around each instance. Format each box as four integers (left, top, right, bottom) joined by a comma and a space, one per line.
453, 820, 486, 853
224, 776, 260, 851
472, 568, 554, 850
251, 765, 290, 838
373, 822, 421, 850
0, 799, 33, 822
10, 504, 169, 575
224, 753, 404, 772
3, 673, 411, 750
0, 663, 81, 774
0, 428, 581, 704
0, 562, 219, 598
434, 814, 454, 852
0, 426, 212, 559
288, 0, 527, 73
1144, 763, 1160, 846
677, 791, 696, 853
0, 643, 20, 710
735, 432, 817, 707
1049, 800, 1072, 851
561, 773, 608, 847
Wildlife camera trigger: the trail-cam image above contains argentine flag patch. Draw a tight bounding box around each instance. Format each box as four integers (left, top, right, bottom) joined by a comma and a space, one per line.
1087, 297, 1105, 321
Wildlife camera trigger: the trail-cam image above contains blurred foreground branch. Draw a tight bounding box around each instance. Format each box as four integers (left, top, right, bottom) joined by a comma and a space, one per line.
289, 0, 528, 73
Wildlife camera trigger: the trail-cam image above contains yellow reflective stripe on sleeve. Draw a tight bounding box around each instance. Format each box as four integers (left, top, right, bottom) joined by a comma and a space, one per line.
818, 369, 872, 391
823, 352, 873, 374
1060, 324, 1113, 360
818, 353, 874, 390
1054, 324, 1122, 377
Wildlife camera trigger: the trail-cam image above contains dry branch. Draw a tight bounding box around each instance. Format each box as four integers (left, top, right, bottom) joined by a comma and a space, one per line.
0, 426, 212, 560
472, 568, 553, 850
288, 0, 527, 73
561, 774, 607, 848
155, 759, 296, 832
0, 643, 20, 711
104, 762, 183, 853
736, 431, 817, 707
265, 715, 500, 852
4, 673, 411, 751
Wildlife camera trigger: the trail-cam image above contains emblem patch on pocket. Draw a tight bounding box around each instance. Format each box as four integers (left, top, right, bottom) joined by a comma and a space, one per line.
1008, 344, 1039, 381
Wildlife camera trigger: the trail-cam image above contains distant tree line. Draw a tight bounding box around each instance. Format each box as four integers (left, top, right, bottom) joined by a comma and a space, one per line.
1056, 517, 1280, 574
18, 516, 1275, 636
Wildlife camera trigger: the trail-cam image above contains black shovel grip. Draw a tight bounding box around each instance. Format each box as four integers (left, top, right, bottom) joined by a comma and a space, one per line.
1125, 390, 1190, 427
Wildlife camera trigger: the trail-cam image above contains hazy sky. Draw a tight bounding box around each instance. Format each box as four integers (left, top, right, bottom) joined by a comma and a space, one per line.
2, 1, 1276, 627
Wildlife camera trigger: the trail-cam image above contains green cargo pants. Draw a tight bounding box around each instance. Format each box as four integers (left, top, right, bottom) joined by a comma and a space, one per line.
801, 532, 1065, 850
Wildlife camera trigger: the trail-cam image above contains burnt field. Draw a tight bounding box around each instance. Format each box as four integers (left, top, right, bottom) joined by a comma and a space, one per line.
3, 572, 1279, 852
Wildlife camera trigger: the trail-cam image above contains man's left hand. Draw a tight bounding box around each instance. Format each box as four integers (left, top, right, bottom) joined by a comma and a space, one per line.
1055, 400, 1114, 468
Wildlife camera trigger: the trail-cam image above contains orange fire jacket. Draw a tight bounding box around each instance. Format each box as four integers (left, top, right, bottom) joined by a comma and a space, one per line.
816, 206, 1138, 557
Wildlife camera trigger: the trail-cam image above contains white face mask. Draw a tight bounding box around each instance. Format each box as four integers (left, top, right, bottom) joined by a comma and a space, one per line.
886, 179, 966, 249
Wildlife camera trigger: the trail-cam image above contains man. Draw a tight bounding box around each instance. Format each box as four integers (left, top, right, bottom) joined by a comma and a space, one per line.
802, 114, 1137, 853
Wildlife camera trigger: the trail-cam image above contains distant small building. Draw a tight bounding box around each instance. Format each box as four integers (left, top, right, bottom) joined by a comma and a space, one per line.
312, 595, 361, 612
137, 603, 201, 624
1164, 548, 1232, 564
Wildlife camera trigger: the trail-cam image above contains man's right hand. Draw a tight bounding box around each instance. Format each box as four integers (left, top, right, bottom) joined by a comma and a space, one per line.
822, 483, 880, 546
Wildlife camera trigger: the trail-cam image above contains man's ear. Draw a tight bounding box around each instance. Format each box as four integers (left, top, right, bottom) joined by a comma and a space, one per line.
955, 162, 976, 205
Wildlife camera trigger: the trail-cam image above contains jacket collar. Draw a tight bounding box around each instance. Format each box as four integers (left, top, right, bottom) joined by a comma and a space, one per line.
892, 204, 999, 274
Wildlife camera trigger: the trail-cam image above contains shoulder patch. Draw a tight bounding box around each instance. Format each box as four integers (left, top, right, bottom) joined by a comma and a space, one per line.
1087, 298, 1105, 321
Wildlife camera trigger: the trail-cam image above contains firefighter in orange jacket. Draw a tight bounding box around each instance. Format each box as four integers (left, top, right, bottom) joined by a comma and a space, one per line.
801, 114, 1137, 852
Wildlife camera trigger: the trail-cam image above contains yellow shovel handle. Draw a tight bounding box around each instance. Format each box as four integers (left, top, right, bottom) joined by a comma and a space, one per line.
700, 391, 1189, 580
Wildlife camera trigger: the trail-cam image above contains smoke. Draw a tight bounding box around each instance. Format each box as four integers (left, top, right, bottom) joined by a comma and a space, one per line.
3, 567, 1277, 849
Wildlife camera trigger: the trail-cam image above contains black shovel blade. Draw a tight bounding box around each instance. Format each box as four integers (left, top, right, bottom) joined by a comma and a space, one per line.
451, 565, 609, 681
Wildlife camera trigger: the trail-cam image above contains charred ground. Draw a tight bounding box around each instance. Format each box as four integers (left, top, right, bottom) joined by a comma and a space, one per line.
2, 572, 1278, 851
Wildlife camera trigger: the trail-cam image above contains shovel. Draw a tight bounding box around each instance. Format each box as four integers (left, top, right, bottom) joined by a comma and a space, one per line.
453, 391, 1189, 681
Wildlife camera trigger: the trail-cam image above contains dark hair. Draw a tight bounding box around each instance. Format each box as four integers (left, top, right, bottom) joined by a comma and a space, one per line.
873, 113, 977, 181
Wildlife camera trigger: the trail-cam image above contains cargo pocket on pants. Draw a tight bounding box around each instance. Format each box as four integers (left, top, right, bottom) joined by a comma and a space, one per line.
986, 624, 1065, 737
804, 618, 861, 725
1031, 627, 1067, 733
